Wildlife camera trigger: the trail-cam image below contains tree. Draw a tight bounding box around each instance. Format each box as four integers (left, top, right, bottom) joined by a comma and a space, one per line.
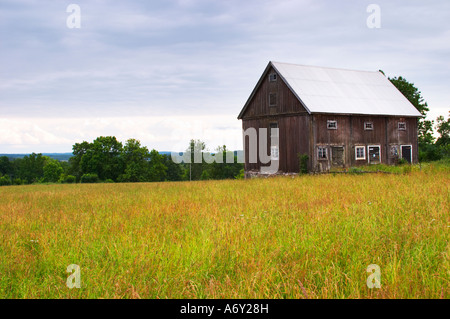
80, 136, 124, 181
18, 153, 46, 184
435, 111, 450, 158
207, 145, 243, 180
389, 76, 435, 158
161, 154, 184, 181
436, 112, 450, 146
148, 149, 167, 182
185, 139, 206, 181
69, 141, 91, 181
0, 156, 13, 177
43, 159, 64, 183
118, 139, 151, 182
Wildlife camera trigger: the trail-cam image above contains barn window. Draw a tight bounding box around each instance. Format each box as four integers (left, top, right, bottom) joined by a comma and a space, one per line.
318, 146, 327, 160
269, 73, 277, 82
364, 122, 373, 130
398, 122, 406, 130
269, 93, 277, 107
390, 145, 399, 158
327, 120, 337, 130
355, 146, 366, 160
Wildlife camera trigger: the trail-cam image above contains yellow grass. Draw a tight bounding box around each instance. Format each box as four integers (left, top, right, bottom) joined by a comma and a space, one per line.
0, 166, 449, 298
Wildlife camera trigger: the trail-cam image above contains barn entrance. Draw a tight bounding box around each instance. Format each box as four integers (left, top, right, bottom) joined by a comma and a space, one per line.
368, 145, 381, 164
331, 146, 344, 167
401, 145, 412, 163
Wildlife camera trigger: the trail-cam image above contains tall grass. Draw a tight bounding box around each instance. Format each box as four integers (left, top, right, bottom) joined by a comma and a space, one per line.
0, 165, 448, 298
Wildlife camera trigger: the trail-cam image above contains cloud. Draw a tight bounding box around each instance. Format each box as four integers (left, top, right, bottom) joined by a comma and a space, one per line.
0, 115, 243, 153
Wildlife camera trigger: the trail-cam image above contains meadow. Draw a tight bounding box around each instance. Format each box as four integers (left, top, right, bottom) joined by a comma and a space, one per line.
0, 162, 449, 298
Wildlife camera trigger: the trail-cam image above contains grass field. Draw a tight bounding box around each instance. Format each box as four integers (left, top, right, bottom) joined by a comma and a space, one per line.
0, 162, 449, 298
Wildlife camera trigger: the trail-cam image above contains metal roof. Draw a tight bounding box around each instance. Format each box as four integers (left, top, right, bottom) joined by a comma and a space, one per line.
239, 61, 422, 118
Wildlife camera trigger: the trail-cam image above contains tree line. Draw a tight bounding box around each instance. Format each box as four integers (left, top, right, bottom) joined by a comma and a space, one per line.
389, 76, 449, 161
0, 138, 244, 186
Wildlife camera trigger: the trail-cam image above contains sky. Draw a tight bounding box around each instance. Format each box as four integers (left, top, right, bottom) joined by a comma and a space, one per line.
1, 0, 449, 153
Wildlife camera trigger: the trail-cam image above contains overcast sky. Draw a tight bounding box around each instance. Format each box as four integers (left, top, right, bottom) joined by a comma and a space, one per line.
1, 0, 449, 153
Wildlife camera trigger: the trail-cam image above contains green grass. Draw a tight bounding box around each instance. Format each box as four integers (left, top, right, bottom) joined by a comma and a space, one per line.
0, 163, 449, 298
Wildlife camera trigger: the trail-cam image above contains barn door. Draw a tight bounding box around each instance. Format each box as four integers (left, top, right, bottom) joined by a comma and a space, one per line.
401, 145, 412, 163
331, 146, 344, 167
368, 145, 381, 164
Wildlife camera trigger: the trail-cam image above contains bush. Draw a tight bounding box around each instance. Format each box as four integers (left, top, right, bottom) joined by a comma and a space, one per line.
235, 168, 245, 180
13, 178, 24, 185
298, 153, 309, 174
64, 175, 76, 184
397, 158, 408, 165
80, 173, 99, 183
0, 175, 12, 186
104, 179, 115, 183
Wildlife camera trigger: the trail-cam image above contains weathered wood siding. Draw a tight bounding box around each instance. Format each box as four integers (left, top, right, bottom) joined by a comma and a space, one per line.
240, 66, 308, 118
242, 115, 310, 173
241, 66, 310, 173
311, 114, 419, 171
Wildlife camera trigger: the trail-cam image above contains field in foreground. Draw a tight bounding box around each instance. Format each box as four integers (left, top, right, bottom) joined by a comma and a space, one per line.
0, 163, 449, 298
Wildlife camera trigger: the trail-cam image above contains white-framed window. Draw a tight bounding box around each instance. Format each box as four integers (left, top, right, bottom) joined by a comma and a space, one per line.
269, 93, 277, 107
364, 122, 373, 130
269, 73, 277, 82
270, 146, 279, 160
398, 122, 406, 130
327, 120, 337, 130
318, 146, 327, 159
355, 146, 366, 160
368, 145, 381, 164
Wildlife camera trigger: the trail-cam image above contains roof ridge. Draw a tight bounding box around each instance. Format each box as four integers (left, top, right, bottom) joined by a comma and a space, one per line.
270, 61, 381, 74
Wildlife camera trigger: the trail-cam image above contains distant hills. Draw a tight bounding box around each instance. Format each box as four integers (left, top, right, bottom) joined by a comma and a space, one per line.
0, 151, 242, 162
0, 153, 74, 161
0, 151, 240, 162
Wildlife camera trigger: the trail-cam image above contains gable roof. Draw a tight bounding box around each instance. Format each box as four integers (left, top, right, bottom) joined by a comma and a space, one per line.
238, 61, 422, 119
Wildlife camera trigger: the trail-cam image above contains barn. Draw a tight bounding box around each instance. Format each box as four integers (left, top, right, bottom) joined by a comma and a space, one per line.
237, 61, 422, 174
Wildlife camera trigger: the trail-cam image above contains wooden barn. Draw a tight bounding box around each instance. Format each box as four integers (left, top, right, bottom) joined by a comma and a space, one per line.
237, 61, 422, 174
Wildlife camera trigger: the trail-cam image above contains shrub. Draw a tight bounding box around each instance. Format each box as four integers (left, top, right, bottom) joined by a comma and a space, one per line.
235, 168, 245, 180
397, 158, 408, 165
64, 175, 76, 184
80, 173, 99, 183
0, 175, 12, 186
13, 178, 24, 185
298, 153, 309, 174
104, 179, 115, 183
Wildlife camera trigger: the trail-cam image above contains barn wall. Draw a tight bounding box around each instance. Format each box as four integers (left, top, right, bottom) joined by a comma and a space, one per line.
240, 66, 309, 118
242, 114, 310, 173
311, 114, 419, 171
